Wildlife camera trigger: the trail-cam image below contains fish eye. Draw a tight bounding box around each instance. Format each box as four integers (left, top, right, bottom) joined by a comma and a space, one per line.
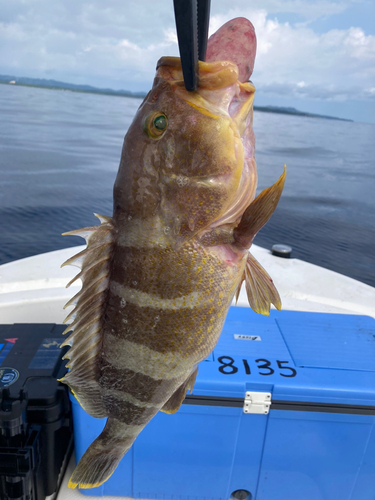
144, 111, 168, 140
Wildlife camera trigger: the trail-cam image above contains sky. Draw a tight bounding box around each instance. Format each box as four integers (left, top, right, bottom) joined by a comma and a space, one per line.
1, 0, 375, 123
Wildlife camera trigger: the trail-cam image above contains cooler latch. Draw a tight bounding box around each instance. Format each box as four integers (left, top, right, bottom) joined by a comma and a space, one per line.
243, 391, 271, 414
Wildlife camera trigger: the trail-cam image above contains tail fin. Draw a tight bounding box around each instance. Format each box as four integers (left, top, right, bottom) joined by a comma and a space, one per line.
69, 417, 142, 489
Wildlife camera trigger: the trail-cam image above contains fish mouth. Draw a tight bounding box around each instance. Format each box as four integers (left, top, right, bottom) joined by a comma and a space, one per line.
156, 57, 255, 130
157, 57, 257, 229
157, 56, 239, 89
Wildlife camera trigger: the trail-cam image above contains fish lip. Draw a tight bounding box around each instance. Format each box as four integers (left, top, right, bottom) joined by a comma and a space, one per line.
156, 57, 239, 90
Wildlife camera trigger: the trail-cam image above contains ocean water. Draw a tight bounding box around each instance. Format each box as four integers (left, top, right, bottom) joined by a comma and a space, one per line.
0, 84, 374, 287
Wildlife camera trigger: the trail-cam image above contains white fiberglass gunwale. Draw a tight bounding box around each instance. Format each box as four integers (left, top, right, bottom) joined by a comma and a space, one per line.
0, 244, 374, 323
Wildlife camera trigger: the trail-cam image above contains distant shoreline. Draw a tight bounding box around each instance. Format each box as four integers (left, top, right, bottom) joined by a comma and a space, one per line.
0, 80, 144, 99
0, 77, 353, 122
252, 105, 352, 122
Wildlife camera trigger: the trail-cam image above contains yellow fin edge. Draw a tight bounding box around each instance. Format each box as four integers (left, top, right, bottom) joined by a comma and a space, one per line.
68, 469, 116, 489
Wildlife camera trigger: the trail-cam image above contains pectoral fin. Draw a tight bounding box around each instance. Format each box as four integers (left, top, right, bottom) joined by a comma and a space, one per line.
235, 253, 281, 316
160, 366, 198, 415
234, 167, 286, 250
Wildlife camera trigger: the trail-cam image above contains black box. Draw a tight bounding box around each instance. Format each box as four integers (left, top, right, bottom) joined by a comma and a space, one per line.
0, 324, 73, 500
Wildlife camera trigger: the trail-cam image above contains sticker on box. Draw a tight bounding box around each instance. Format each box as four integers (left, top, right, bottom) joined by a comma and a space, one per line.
0, 367, 19, 387
29, 338, 62, 369
234, 334, 261, 341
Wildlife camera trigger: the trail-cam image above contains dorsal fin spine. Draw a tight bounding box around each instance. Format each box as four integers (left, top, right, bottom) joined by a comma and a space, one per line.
59, 215, 114, 419
61, 242, 112, 269
63, 275, 109, 309
65, 255, 112, 288
63, 291, 104, 324
61, 325, 100, 349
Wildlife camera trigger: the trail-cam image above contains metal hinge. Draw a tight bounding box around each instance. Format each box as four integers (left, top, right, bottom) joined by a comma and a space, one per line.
243, 391, 271, 414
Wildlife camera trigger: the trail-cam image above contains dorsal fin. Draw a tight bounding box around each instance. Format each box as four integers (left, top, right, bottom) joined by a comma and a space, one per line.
58, 214, 114, 418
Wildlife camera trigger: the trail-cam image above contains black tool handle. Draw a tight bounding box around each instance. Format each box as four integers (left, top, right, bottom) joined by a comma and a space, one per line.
173, 0, 198, 91
198, 0, 210, 61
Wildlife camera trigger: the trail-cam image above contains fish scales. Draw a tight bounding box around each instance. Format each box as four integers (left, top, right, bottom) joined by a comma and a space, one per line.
104, 243, 242, 353
99, 234, 243, 423
61, 18, 286, 489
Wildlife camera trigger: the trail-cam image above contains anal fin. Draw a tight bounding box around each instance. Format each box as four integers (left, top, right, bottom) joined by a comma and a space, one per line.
160, 366, 198, 415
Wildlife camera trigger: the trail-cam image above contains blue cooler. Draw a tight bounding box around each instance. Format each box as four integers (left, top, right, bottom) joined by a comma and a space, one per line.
71, 308, 375, 500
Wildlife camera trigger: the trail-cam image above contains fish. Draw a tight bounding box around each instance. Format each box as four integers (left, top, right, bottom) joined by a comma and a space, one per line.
60, 17, 286, 489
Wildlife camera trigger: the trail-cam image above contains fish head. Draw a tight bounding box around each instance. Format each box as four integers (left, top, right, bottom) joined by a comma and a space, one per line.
113, 57, 257, 241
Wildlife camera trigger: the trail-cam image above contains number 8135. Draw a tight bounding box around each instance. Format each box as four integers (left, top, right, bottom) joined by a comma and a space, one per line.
217, 356, 297, 377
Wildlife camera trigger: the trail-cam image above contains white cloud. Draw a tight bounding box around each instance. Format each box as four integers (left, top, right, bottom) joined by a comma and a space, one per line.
0, 0, 374, 104
211, 0, 351, 22
163, 28, 178, 45
0, 22, 28, 42
258, 81, 375, 102
208, 5, 375, 103
0, 3, 179, 87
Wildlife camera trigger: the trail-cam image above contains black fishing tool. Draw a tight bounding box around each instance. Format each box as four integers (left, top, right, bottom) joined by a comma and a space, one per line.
173, 0, 211, 91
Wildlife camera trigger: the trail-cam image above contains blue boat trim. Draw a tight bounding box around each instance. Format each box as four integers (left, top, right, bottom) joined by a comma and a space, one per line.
0, 342, 15, 366
183, 395, 375, 415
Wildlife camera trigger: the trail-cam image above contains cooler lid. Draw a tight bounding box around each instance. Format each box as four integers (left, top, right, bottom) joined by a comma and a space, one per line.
193, 308, 375, 409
